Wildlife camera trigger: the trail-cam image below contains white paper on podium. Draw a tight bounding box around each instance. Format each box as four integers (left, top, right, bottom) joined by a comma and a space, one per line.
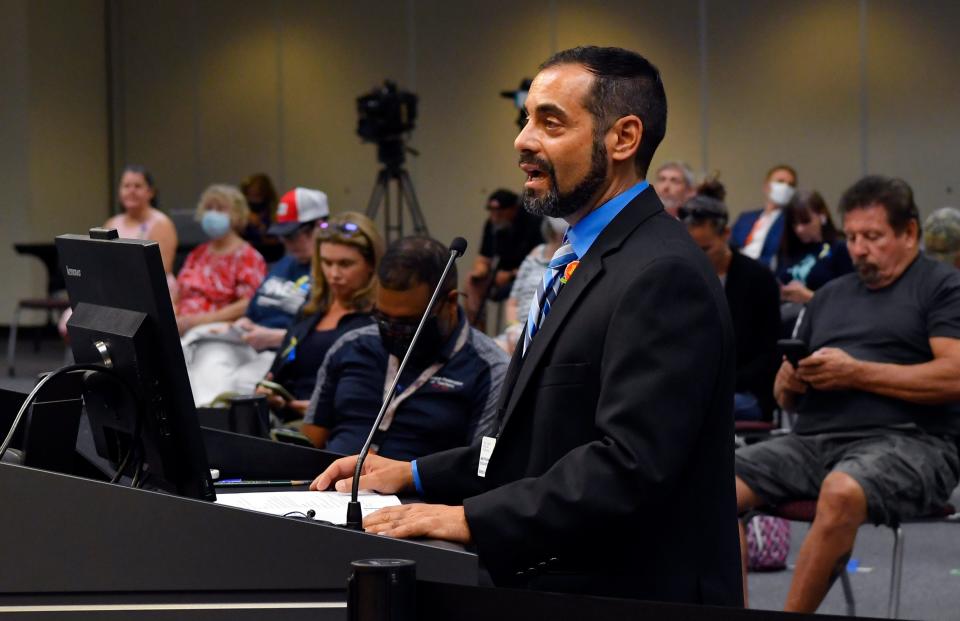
215, 490, 401, 524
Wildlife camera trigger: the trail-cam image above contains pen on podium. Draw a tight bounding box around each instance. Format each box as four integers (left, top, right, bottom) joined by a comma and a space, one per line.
213, 479, 311, 488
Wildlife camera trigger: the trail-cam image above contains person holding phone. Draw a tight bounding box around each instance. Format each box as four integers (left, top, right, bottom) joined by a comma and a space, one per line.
256, 212, 383, 419
736, 176, 960, 613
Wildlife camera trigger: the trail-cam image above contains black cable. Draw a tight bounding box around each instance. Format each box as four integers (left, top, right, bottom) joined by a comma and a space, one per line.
0, 362, 144, 487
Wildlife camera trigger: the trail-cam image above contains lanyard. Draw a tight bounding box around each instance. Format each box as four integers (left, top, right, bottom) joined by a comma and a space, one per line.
372, 320, 470, 452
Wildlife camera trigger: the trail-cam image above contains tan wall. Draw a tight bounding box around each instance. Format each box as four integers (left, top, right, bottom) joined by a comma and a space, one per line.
0, 0, 109, 327
3, 1, 960, 327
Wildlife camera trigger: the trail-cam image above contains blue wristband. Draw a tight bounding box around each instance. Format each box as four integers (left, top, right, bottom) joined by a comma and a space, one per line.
411, 459, 424, 496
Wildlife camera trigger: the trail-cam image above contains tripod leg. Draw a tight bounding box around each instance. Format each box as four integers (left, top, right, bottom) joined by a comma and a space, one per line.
366, 169, 390, 222
397, 170, 429, 236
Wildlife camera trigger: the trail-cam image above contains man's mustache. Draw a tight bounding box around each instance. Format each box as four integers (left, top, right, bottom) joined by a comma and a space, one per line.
519, 153, 554, 176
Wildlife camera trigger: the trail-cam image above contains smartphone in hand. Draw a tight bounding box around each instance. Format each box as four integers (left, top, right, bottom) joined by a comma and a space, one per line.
256, 379, 295, 402
777, 339, 810, 368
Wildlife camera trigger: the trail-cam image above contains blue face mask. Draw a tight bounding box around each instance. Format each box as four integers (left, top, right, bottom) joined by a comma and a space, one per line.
201, 210, 232, 239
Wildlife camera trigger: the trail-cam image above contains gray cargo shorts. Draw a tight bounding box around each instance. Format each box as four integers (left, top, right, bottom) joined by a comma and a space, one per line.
735, 428, 960, 525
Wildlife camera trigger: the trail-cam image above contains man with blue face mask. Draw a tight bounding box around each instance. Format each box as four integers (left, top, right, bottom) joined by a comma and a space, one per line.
730, 165, 798, 270
300, 236, 508, 460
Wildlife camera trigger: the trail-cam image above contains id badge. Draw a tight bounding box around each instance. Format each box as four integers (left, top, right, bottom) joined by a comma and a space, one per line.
477, 436, 497, 478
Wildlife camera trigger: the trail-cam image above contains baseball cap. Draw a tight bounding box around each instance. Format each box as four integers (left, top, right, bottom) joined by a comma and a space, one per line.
268, 187, 330, 236
923, 207, 960, 263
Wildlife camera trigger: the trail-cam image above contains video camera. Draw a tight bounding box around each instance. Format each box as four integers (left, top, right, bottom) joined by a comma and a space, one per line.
356, 81, 418, 145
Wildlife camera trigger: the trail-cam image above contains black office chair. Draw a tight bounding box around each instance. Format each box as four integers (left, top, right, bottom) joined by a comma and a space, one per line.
6, 243, 71, 377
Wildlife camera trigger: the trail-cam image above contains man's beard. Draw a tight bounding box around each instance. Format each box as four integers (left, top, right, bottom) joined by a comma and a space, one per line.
659, 195, 681, 212
520, 137, 608, 219
854, 259, 881, 286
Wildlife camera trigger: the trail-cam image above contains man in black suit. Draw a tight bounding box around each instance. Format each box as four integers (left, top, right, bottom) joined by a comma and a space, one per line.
311, 46, 742, 606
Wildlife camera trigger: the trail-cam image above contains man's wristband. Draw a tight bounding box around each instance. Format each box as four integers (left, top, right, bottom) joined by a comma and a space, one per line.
411, 459, 424, 496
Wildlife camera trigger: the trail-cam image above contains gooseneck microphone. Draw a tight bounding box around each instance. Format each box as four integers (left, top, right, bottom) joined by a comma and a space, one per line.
345, 237, 468, 530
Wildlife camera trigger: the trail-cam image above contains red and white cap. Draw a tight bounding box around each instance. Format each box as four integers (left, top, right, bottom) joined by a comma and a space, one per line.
268, 187, 330, 236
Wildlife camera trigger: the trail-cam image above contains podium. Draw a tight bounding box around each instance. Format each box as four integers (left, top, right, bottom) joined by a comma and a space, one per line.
0, 425, 478, 619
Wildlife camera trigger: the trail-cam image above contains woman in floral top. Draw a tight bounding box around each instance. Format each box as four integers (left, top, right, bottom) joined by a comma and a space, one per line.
175, 184, 266, 335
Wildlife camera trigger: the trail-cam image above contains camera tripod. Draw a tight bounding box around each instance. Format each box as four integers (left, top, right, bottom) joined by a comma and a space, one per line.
365, 139, 429, 242
366, 166, 429, 243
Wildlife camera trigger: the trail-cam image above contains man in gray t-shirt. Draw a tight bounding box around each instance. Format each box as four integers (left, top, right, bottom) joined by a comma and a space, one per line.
735, 176, 960, 614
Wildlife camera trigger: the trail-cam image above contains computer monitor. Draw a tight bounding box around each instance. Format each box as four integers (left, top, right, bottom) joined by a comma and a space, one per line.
57, 229, 215, 500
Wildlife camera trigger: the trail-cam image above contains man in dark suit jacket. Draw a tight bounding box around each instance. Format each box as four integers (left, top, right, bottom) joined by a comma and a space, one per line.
312, 46, 742, 606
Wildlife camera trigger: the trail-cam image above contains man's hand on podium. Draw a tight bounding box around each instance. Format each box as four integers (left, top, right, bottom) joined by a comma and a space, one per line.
364, 503, 472, 544
309, 453, 414, 494
309, 454, 472, 544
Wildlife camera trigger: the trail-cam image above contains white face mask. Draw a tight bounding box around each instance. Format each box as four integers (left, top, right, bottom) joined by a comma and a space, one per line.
767, 181, 796, 207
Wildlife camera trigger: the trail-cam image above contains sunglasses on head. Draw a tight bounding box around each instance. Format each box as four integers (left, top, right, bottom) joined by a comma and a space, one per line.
677, 205, 727, 226
316, 220, 371, 247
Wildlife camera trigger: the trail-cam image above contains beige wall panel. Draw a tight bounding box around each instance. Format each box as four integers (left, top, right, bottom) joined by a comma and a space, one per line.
554, 0, 703, 177
279, 0, 408, 215
116, 0, 199, 213
0, 0, 41, 324
866, 1, 960, 216
409, 0, 553, 270
193, 0, 282, 195
26, 0, 109, 235
707, 0, 861, 217
0, 0, 107, 326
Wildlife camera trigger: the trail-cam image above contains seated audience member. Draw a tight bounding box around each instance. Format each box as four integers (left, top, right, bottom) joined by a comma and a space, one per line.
257, 213, 384, 418
465, 189, 543, 327
923, 207, 960, 268
735, 175, 960, 613
181, 188, 329, 405
731, 164, 798, 270
496, 216, 566, 353
653, 160, 696, 218
777, 190, 852, 306
106, 164, 179, 274
301, 236, 509, 460
239, 172, 279, 243
237, 187, 331, 349
175, 184, 266, 335
680, 183, 780, 421
59, 164, 178, 337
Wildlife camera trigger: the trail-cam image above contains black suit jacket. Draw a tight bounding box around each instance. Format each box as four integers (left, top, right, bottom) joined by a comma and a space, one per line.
725, 251, 781, 418
417, 188, 742, 606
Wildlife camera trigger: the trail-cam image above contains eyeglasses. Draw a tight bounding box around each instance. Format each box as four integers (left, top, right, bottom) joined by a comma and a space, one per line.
373, 299, 446, 338
281, 223, 316, 241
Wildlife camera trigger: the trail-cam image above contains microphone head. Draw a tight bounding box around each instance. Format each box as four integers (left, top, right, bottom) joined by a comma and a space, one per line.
449, 237, 468, 258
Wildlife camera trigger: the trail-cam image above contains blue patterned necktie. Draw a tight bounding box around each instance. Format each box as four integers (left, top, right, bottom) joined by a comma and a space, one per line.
523, 238, 578, 356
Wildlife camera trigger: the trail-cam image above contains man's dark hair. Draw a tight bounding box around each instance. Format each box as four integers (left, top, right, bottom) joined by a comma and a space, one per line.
488, 189, 519, 209
839, 175, 920, 236
680, 195, 728, 234
765, 164, 798, 184
540, 46, 667, 178
378, 236, 457, 296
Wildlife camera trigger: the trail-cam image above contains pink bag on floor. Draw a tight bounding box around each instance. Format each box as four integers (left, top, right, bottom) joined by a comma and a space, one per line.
746, 515, 791, 571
